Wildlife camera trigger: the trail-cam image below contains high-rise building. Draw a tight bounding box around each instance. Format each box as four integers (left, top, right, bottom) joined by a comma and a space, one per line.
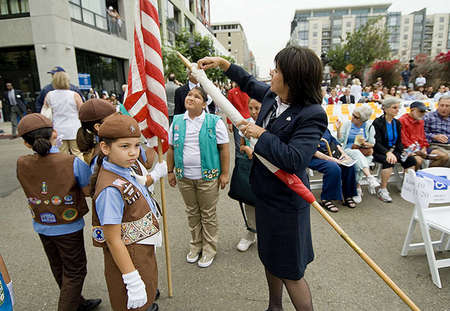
289, 4, 450, 62
157, 0, 228, 56
211, 22, 257, 76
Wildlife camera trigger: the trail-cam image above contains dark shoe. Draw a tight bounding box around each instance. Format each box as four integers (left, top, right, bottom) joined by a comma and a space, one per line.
77, 298, 102, 311
9, 135, 17, 140
155, 288, 160, 300
321, 200, 339, 213
147, 303, 159, 311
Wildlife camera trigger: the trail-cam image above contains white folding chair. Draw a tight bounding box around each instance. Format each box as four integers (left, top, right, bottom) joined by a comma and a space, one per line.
400, 167, 450, 288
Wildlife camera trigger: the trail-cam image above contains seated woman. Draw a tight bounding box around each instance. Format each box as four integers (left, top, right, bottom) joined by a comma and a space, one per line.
372, 98, 416, 203
328, 88, 339, 105
309, 129, 358, 212
336, 106, 379, 203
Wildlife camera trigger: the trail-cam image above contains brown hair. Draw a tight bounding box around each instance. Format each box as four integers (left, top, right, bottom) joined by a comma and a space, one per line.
274, 45, 323, 105
89, 137, 114, 196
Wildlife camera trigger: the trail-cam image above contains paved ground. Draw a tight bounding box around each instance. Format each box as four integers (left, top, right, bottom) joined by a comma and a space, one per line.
0, 121, 449, 310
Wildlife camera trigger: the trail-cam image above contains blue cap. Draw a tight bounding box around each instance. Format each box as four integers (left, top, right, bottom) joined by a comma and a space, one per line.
47, 66, 65, 74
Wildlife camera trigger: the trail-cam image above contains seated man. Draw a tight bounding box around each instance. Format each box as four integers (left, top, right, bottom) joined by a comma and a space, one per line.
399, 101, 448, 169
309, 129, 358, 213
423, 95, 450, 167
339, 88, 356, 104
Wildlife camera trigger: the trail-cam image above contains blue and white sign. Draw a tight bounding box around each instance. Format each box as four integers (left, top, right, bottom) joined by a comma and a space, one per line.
78, 73, 92, 90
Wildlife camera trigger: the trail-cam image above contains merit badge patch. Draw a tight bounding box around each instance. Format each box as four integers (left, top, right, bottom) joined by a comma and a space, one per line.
113, 179, 127, 187
0, 280, 4, 306
44, 200, 50, 205
62, 208, 78, 221
41, 181, 48, 194
40, 212, 57, 223
51, 195, 62, 205
64, 195, 74, 205
92, 227, 106, 243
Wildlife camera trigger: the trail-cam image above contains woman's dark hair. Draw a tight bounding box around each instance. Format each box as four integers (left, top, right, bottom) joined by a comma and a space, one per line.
22, 127, 53, 156
190, 86, 208, 103
76, 120, 101, 153
89, 137, 114, 196
274, 45, 323, 105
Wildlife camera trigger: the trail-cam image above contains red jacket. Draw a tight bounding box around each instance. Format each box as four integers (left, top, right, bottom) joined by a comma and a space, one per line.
226, 87, 250, 124
399, 113, 429, 148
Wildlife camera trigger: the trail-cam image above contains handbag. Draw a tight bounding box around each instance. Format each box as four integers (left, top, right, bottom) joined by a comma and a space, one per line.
228, 157, 257, 206
351, 144, 374, 156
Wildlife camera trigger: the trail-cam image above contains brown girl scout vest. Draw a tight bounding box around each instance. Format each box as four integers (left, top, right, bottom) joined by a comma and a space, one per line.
17, 153, 89, 225
91, 166, 160, 247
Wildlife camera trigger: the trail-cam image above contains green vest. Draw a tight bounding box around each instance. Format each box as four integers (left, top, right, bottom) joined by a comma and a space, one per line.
172, 113, 221, 181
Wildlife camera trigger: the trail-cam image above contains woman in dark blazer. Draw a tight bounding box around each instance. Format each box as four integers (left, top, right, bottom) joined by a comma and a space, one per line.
372, 98, 416, 202
199, 46, 327, 311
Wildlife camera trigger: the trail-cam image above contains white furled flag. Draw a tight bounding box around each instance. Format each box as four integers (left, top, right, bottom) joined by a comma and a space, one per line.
124, 0, 169, 152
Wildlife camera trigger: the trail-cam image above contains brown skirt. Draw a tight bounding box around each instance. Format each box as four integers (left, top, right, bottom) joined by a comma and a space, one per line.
103, 244, 158, 311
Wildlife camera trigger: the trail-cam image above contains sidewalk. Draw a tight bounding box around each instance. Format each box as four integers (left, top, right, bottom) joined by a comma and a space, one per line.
0, 121, 13, 139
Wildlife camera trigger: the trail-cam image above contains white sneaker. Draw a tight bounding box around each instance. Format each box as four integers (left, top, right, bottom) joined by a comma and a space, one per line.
367, 176, 380, 195
186, 251, 200, 263
353, 188, 363, 204
197, 255, 214, 268
236, 238, 256, 252
377, 188, 392, 203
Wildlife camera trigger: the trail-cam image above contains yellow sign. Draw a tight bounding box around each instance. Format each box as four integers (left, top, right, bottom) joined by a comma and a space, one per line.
345, 64, 354, 73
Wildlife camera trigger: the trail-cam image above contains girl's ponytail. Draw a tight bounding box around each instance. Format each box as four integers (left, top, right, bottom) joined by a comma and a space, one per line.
22, 127, 53, 156
32, 137, 52, 156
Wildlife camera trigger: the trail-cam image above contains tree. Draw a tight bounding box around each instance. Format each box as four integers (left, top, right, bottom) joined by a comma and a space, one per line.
327, 17, 390, 77
162, 29, 234, 84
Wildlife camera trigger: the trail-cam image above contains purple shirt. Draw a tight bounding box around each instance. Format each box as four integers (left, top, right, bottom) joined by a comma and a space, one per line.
423, 110, 450, 144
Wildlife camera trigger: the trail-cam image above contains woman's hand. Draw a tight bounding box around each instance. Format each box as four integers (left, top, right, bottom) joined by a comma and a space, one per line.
339, 153, 351, 162
198, 57, 231, 71
239, 122, 266, 139
386, 151, 397, 164
168, 172, 176, 187
218, 173, 229, 189
335, 119, 342, 130
240, 145, 254, 159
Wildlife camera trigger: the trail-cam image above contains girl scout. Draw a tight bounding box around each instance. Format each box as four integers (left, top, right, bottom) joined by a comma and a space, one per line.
91, 114, 165, 311
167, 86, 230, 268
16, 114, 101, 311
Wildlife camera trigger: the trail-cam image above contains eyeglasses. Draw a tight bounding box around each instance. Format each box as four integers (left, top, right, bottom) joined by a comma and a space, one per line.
352, 114, 360, 119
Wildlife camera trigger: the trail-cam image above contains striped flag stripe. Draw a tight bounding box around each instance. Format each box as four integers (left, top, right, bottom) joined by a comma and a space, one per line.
124, 0, 168, 152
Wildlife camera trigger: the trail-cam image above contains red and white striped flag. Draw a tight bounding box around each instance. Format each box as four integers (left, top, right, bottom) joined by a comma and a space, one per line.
124, 0, 169, 152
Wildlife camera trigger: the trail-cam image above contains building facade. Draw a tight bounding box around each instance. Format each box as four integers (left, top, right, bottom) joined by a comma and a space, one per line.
211, 22, 257, 76
289, 4, 450, 62
0, 0, 227, 107
0, 0, 134, 104
157, 0, 229, 56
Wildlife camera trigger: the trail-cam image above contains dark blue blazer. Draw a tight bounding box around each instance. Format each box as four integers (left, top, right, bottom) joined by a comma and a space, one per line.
225, 64, 327, 279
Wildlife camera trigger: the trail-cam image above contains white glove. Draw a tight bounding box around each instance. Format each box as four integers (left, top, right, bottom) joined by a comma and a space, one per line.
7, 281, 14, 306
122, 270, 147, 309
130, 169, 147, 186
150, 161, 168, 182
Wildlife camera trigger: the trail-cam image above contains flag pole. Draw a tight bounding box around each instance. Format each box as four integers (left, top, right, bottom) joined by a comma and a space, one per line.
175, 52, 419, 310
157, 138, 173, 297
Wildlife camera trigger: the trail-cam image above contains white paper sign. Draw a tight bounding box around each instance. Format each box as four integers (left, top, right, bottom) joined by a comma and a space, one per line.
401, 170, 417, 204
401, 169, 434, 206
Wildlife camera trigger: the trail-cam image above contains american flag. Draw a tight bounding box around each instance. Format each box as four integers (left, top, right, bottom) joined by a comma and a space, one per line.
124, 0, 169, 152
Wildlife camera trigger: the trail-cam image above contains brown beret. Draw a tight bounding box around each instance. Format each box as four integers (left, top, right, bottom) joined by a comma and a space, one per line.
18, 113, 53, 137
79, 99, 116, 122
98, 114, 141, 139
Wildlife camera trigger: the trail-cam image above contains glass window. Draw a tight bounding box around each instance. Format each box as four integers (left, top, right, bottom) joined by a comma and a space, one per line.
439, 24, 444, 31
313, 10, 331, 17
440, 17, 444, 23
332, 19, 342, 26
373, 7, 387, 14
0, 0, 28, 16
404, 18, 409, 24
313, 23, 318, 29
352, 8, 370, 15
313, 32, 318, 37
298, 31, 308, 40
414, 14, 423, 24
81, 0, 105, 17
332, 37, 340, 44
298, 39, 308, 46
70, 3, 82, 20
298, 22, 308, 31
346, 22, 351, 28
167, 0, 174, 19
82, 9, 95, 26
334, 9, 348, 16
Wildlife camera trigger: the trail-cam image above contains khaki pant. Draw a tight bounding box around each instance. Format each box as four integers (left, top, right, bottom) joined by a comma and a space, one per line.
59, 140, 83, 160
178, 178, 219, 258
430, 144, 450, 167
242, 204, 256, 241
